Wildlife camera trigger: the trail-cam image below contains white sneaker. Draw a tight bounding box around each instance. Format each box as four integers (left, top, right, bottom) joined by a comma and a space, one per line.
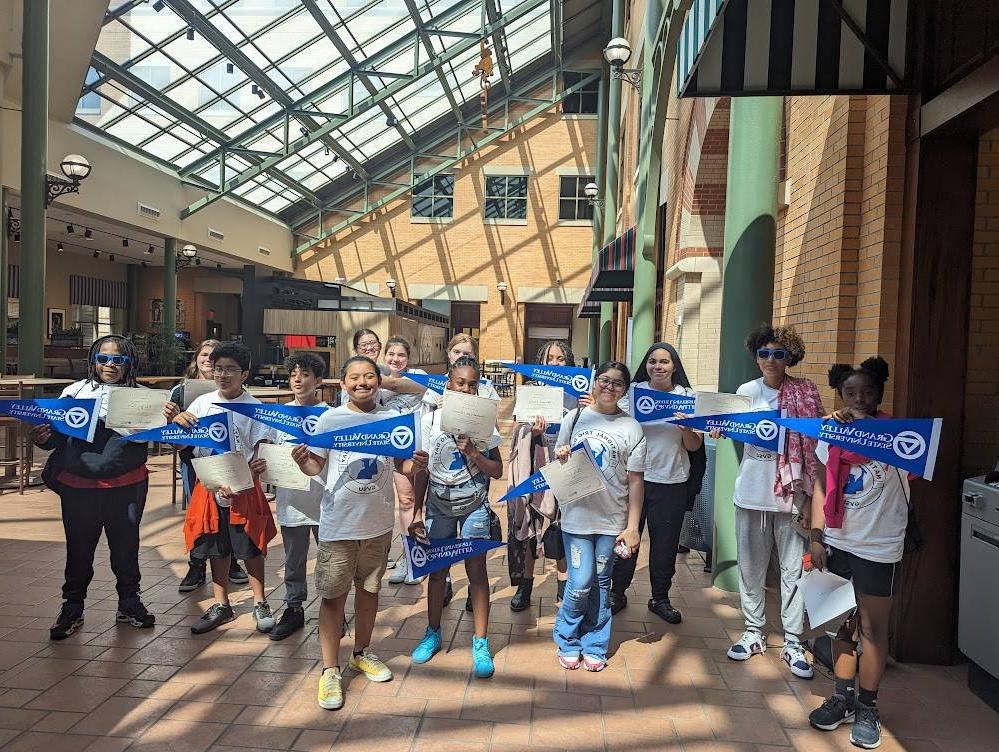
727, 630, 766, 661
387, 559, 407, 584
780, 641, 814, 679
404, 571, 426, 585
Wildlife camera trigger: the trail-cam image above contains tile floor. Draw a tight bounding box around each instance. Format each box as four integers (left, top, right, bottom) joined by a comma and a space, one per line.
0, 454, 996, 752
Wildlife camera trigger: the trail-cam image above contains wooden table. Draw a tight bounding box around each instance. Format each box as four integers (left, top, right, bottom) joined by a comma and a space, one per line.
247, 387, 295, 402
0, 377, 75, 390
138, 375, 186, 387
0, 378, 75, 489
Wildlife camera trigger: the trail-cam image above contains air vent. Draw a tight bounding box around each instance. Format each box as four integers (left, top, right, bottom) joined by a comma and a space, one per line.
136, 202, 161, 220
207, 228, 225, 241
257, 246, 271, 256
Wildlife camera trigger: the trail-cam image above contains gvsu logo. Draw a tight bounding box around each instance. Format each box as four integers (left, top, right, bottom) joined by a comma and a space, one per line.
411, 545, 428, 568
390, 426, 415, 450
302, 415, 320, 436
755, 419, 779, 442
64, 407, 91, 429
207, 423, 229, 444
635, 395, 656, 415
571, 375, 591, 393
892, 431, 926, 461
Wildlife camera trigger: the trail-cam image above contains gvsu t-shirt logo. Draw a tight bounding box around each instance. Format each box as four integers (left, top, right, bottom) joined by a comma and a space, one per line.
574, 430, 617, 478
431, 435, 471, 484
841, 461, 887, 509
338, 453, 389, 495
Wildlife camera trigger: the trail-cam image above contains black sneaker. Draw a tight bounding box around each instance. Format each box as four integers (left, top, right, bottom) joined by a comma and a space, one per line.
464, 595, 473, 613
269, 606, 305, 641
178, 562, 206, 593
609, 591, 627, 614
850, 703, 881, 749
648, 598, 682, 624
116, 599, 156, 629
510, 581, 533, 612
50, 602, 84, 641
809, 693, 856, 731
556, 580, 566, 602
191, 602, 236, 634
229, 560, 249, 585
443, 578, 454, 607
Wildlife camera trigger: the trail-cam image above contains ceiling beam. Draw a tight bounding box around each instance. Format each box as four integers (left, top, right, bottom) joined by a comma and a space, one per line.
300, 0, 416, 151
485, 0, 514, 92
402, 0, 465, 124
179, 0, 548, 219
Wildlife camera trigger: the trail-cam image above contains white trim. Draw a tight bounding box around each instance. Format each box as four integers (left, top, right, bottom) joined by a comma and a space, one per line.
410, 216, 454, 225
484, 218, 528, 226
482, 166, 532, 176
556, 219, 594, 227
517, 286, 585, 304
562, 113, 598, 120
664, 255, 720, 281
408, 284, 488, 302
555, 168, 597, 176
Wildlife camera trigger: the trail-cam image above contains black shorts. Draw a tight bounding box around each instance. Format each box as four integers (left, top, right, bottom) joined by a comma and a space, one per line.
191, 503, 262, 561
826, 546, 897, 597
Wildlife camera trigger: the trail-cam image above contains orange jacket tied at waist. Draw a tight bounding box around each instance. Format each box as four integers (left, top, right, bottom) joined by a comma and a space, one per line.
183, 480, 277, 555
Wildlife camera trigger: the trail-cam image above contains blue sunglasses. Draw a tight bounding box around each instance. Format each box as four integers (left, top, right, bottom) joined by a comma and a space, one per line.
95, 354, 130, 366
756, 348, 787, 361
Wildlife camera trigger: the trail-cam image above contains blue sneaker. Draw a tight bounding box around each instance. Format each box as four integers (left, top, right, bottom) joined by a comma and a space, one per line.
471, 635, 494, 678
411, 626, 441, 664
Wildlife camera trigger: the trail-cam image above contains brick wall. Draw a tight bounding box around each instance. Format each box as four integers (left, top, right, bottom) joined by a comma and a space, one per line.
963, 126, 999, 475
295, 112, 598, 362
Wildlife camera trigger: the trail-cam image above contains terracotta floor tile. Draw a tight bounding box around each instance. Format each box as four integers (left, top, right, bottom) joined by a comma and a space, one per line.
491, 721, 532, 746
69, 695, 173, 736
218, 724, 300, 749
460, 684, 532, 725
602, 730, 684, 750
532, 689, 602, 712
291, 729, 338, 752
0, 707, 49, 730
0, 688, 42, 708
25, 675, 130, 713
166, 700, 245, 724
704, 705, 790, 746
333, 712, 421, 752
530, 705, 602, 748
419, 715, 494, 743
0, 657, 87, 691
354, 692, 426, 716
413, 741, 488, 752
3, 730, 97, 752
130, 718, 228, 752
0, 642, 45, 670
29, 710, 86, 732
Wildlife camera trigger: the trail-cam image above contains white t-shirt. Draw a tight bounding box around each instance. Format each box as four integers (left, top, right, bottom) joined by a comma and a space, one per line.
555, 408, 647, 536
186, 390, 274, 507
620, 381, 693, 484
380, 369, 427, 415
421, 409, 502, 487
273, 399, 328, 527
314, 404, 399, 542
732, 378, 783, 512
60, 379, 113, 419
817, 441, 909, 564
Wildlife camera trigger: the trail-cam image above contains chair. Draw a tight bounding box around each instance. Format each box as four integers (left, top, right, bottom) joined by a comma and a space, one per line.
0, 380, 33, 494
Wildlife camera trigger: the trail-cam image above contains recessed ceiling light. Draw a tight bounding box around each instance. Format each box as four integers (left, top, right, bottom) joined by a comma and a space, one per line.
84, 228, 93, 240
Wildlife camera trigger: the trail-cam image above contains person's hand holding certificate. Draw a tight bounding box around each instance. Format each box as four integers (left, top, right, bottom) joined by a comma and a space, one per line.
256, 443, 311, 491
106, 387, 172, 430
441, 390, 498, 442
192, 452, 254, 494
540, 444, 607, 504
514, 385, 564, 424
694, 391, 752, 416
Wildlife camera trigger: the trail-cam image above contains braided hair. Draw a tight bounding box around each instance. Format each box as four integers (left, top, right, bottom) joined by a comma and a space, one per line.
828, 357, 890, 401
449, 355, 481, 379
87, 335, 140, 388
535, 340, 576, 368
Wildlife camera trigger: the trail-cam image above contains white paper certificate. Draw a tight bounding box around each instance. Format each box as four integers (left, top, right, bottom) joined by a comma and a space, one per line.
257, 443, 310, 491
694, 391, 753, 416
192, 452, 254, 493
181, 379, 217, 409
795, 569, 857, 628
539, 446, 607, 504
440, 389, 498, 442
106, 387, 172, 430
514, 385, 565, 423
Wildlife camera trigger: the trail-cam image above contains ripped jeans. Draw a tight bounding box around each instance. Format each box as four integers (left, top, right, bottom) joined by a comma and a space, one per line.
553, 532, 616, 660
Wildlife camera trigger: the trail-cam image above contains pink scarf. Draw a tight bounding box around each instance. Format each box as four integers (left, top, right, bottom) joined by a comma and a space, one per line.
823, 410, 889, 528
774, 375, 824, 512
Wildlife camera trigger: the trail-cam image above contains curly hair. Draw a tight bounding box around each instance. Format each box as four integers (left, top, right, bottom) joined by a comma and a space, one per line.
828, 356, 890, 399
535, 340, 576, 367
285, 351, 327, 379
744, 323, 806, 367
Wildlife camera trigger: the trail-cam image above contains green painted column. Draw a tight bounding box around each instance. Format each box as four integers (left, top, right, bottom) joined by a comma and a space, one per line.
600, 0, 625, 363
19, 0, 49, 378
587, 72, 609, 364
712, 96, 782, 592
0, 186, 8, 375
162, 238, 177, 372
630, 0, 663, 371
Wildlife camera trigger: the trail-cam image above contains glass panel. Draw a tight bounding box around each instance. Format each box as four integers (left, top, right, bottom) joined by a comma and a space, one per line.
485, 176, 506, 196
559, 176, 575, 197
77, 68, 102, 114
507, 176, 527, 197
432, 197, 453, 218
506, 198, 527, 220
559, 199, 576, 220
411, 195, 432, 217
413, 179, 432, 196
434, 174, 454, 194
484, 197, 504, 218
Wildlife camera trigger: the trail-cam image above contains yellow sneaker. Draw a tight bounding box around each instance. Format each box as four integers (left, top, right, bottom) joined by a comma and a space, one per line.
348, 648, 393, 682
317, 667, 344, 710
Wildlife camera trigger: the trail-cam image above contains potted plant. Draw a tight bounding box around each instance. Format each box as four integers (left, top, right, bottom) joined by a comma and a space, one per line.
51, 326, 85, 347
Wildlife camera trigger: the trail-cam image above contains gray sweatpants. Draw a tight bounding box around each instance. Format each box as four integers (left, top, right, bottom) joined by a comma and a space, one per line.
735, 507, 805, 643
281, 524, 319, 608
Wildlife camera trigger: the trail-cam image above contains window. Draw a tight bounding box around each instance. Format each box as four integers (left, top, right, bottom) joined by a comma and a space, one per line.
484, 176, 528, 220
558, 175, 595, 221
77, 68, 102, 115
411, 174, 454, 218
197, 63, 238, 116
71, 305, 122, 345
562, 72, 599, 114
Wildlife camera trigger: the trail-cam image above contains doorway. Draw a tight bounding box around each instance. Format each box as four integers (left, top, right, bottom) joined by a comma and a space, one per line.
523, 304, 573, 363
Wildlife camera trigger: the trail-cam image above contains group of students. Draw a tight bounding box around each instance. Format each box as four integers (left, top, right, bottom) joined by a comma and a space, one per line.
32, 324, 911, 748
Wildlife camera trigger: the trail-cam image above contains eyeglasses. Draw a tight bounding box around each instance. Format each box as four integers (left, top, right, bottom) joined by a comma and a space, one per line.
357, 341, 380, 352
756, 348, 787, 361
595, 375, 627, 391
212, 366, 243, 376
95, 354, 130, 366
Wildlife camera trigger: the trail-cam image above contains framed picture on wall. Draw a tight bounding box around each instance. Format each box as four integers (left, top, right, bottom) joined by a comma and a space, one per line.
150, 299, 186, 328
48, 308, 66, 336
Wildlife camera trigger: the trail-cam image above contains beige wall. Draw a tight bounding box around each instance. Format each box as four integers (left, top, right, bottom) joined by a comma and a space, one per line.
296, 111, 599, 362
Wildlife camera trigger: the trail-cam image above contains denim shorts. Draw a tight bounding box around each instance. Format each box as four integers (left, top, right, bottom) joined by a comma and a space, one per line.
426, 501, 491, 541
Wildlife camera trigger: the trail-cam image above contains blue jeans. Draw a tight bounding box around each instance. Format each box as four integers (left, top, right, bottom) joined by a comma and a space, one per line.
426, 501, 491, 540
553, 532, 616, 661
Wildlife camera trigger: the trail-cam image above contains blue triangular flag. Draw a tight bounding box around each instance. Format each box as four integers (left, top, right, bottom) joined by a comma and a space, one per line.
217, 401, 327, 441
402, 372, 449, 394
502, 362, 594, 398
499, 471, 549, 502
671, 410, 784, 452
0, 398, 99, 442
630, 385, 695, 423
779, 416, 942, 480
127, 412, 234, 453
301, 412, 417, 458
404, 535, 505, 578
